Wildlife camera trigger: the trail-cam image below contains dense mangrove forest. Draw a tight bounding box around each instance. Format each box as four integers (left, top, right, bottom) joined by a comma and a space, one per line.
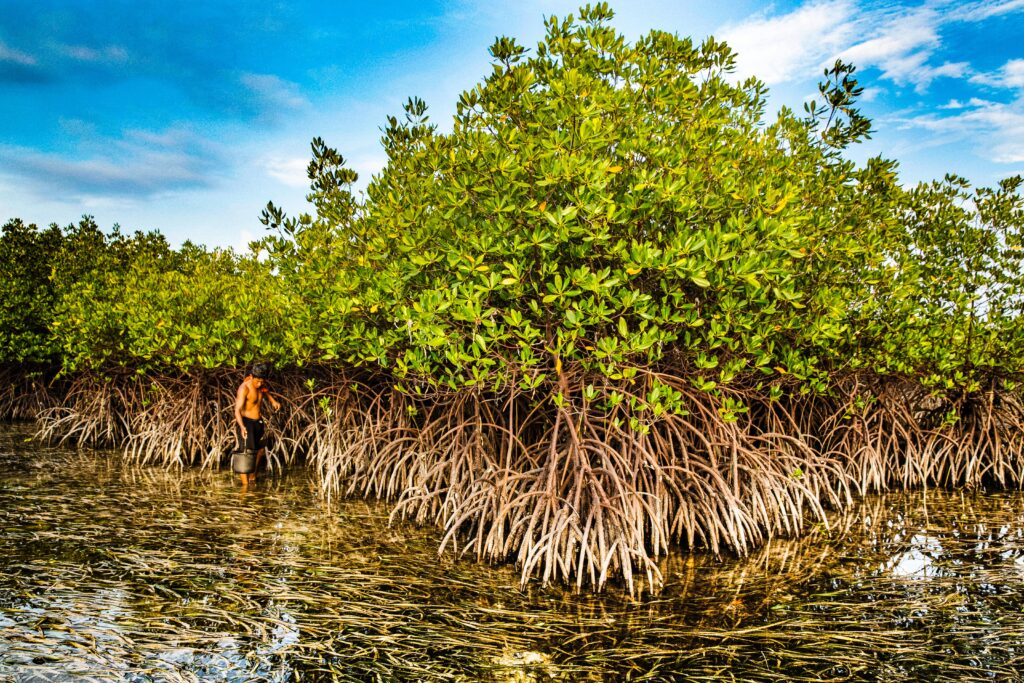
2, 5, 1024, 595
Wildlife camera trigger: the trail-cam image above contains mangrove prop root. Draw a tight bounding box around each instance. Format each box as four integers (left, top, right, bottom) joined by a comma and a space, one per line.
0, 365, 61, 421
28, 366, 1024, 593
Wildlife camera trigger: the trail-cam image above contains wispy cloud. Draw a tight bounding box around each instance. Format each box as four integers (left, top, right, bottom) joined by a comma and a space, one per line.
721, 0, 1023, 93
899, 98, 1024, 164
0, 40, 36, 65
0, 39, 48, 82
0, 1, 315, 118
239, 73, 310, 120
265, 156, 310, 188
859, 86, 884, 103
716, 0, 1024, 171
58, 43, 130, 65
972, 59, 1024, 90
834, 6, 974, 92
953, 0, 1024, 22
0, 126, 225, 199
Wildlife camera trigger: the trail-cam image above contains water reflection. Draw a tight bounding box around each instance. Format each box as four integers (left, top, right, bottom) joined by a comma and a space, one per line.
1, 423, 1023, 682
886, 534, 943, 577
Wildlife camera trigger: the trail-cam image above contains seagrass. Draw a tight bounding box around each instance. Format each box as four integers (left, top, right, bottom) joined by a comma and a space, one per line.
3, 428, 1024, 681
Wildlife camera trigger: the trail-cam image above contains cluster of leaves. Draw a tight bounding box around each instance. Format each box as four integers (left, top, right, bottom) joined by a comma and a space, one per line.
268, 8, 859, 400
53, 247, 289, 374
0, 216, 291, 376
0, 217, 177, 366
847, 175, 1024, 393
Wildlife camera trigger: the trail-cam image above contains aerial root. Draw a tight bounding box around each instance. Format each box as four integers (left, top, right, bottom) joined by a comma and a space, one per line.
27, 366, 1024, 592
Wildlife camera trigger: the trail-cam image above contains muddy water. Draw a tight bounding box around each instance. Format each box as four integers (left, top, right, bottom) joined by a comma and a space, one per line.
1, 422, 1022, 682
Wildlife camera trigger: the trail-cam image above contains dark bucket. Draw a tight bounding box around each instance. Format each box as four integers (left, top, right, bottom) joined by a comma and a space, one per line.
232, 452, 255, 474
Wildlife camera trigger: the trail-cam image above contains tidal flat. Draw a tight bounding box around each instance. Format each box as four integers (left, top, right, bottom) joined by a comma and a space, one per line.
1, 423, 1022, 682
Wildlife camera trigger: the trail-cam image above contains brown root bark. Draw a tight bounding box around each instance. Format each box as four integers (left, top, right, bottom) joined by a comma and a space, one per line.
25, 366, 1024, 593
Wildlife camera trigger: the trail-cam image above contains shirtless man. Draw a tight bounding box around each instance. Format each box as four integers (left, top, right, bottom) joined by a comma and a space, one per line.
234, 363, 281, 487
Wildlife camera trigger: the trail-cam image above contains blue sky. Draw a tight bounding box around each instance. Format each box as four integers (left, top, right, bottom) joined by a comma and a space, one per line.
1, 0, 1023, 250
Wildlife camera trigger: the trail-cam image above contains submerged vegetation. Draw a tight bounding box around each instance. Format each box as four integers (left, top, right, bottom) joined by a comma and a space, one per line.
2, 5, 1023, 591
4, 427, 1024, 682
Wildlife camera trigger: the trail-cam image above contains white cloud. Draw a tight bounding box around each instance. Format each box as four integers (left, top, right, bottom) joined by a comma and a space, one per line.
58, 117, 99, 138
859, 86, 883, 103
719, 0, 858, 85
976, 109, 1024, 163
1001, 60, 1024, 88
839, 11, 937, 66
914, 60, 971, 92
954, 0, 1024, 22
900, 99, 1024, 164
0, 125, 225, 199
0, 41, 36, 65
971, 59, 1024, 90
6, 151, 207, 196
347, 152, 389, 185
837, 0, 1024, 93
718, 0, 1024, 94
834, 8, 968, 92
265, 156, 310, 187
235, 228, 257, 254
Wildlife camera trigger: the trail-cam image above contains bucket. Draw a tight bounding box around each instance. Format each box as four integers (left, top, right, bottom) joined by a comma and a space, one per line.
232, 452, 255, 474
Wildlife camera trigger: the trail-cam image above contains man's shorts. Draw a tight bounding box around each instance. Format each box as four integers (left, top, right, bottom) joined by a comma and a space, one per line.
239, 416, 266, 453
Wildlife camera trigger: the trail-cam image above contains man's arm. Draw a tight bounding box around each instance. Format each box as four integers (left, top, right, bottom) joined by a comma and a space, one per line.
234, 383, 248, 432
263, 388, 282, 411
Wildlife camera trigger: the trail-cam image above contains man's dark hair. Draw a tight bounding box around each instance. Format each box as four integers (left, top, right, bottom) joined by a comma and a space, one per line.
250, 363, 271, 379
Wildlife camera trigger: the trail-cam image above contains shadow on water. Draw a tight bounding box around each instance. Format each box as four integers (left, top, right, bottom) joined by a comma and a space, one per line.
1, 422, 1023, 682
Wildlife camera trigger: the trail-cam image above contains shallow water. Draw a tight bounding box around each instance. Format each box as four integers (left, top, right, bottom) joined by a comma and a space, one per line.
1, 423, 1023, 682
